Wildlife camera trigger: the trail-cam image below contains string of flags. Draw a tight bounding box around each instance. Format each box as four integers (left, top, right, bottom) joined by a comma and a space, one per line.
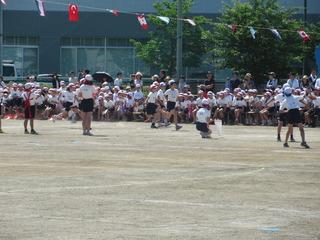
0, 0, 316, 42
226, 24, 311, 42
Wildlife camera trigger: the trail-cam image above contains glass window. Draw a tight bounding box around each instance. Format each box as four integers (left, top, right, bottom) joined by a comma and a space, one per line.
60, 48, 77, 76
23, 48, 38, 76
3, 47, 23, 76
77, 48, 105, 74
106, 48, 134, 77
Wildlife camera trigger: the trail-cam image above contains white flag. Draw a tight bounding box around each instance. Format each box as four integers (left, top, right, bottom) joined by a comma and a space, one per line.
185, 19, 196, 26
249, 27, 256, 39
35, 0, 46, 17
1, 0, 6, 5
157, 16, 170, 24
270, 28, 282, 40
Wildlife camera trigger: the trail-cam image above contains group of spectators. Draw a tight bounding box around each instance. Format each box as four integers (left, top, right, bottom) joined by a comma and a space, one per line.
0, 69, 320, 130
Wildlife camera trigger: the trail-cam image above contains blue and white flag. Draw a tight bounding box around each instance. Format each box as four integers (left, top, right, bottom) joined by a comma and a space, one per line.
249, 27, 256, 39
270, 28, 282, 40
35, 0, 46, 17
157, 16, 170, 24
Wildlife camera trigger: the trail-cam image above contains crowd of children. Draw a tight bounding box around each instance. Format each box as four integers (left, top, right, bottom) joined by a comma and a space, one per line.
0, 70, 319, 148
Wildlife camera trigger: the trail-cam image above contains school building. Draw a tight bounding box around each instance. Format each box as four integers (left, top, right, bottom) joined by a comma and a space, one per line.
1, 0, 320, 79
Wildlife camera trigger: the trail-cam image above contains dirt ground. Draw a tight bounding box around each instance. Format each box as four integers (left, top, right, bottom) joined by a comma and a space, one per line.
0, 119, 319, 240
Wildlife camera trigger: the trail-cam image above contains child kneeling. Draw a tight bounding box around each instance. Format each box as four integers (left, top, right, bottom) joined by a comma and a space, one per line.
196, 99, 212, 138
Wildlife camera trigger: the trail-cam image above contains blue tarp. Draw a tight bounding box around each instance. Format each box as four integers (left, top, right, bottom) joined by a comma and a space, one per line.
315, 45, 320, 74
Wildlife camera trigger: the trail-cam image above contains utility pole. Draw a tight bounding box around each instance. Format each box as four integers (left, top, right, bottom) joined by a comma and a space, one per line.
303, 0, 307, 75
176, 0, 183, 89
0, 2, 3, 76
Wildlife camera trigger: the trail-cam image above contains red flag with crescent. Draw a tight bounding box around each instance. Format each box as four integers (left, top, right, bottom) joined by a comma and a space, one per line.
137, 14, 148, 30
297, 30, 310, 42
69, 4, 79, 22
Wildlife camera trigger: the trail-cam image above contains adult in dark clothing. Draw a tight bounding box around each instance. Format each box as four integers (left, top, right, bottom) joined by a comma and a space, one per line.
51, 74, 60, 89
230, 72, 242, 91
159, 69, 167, 82
204, 71, 215, 92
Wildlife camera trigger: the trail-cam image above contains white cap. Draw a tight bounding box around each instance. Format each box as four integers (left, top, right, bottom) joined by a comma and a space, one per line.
284, 87, 292, 96
24, 83, 33, 90
85, 74, 93, 81
282, 83, 290, 89
169, 80, 176, 85
202, 99, 209, 105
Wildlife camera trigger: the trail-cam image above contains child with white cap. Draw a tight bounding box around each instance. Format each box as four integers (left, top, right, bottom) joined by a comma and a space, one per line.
164, 80, 182, 130
22, 83, 38, 134
196, 99, 212, 138
78, 74, 96, 136
280, 87, 309, 148
146, 84, 160, 128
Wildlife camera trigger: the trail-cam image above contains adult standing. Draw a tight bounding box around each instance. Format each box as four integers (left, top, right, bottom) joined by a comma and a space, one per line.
287, 72, 300, 89
78, 74, 96, 136
114, 72, 123, 88
242, 73, 255, 90
51, 74, 60, 89
266, 72, 278, 89
204, 71, 215, 93
0, 76, 6, 89
309, 69, 317, 86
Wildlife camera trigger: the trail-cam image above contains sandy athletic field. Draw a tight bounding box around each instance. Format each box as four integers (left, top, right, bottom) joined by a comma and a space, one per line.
0, 120, 320, 239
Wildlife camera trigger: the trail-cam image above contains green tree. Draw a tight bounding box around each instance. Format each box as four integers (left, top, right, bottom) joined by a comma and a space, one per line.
213, 0, 305, 83
131, 0, 213, 76
305, 22, 320, 72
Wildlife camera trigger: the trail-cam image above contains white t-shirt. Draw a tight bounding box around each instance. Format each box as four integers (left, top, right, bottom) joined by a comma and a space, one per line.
104, 99, 115, 109
114, 78, 122, 87
62, 90, 76, 103
280, 95, 300, 110
157, 89, 165, 102
196, 108, 210, 123
233, 98, 247, 107
79, 84, 95, 99
164, 89, 179, 103
196, 97, 204, 107
287, 79, 300, 89
312, 97, 320, 108
134, 90, 144, 101
147, 92, 157, 104
315, 78, 320, 88
125, 98, 135, 108
22, 91, 37, 106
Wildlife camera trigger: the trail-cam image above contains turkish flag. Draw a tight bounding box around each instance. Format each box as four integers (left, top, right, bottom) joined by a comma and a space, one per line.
69, 4, 79, 22
298, 30, 310, 42
137, 14, 148, 30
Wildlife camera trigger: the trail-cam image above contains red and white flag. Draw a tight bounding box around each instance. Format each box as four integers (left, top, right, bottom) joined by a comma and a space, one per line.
1, 0, 6, 5
107, 9, 119, 16
227, 24, 237, 33
298, 30, 310, 42
69, 4, 79, 22
35, 0, 46, 17
137, 14, 148, 30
